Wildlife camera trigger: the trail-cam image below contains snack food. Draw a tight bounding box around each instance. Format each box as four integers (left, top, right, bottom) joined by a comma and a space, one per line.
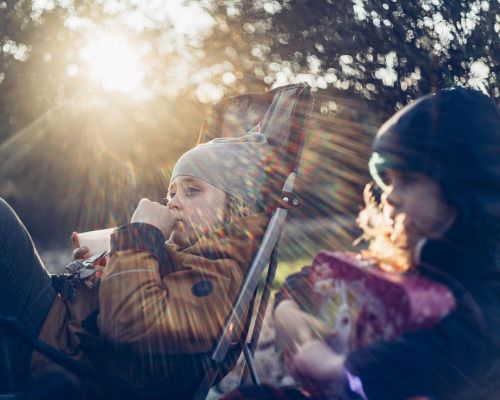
310, 251, 456, 352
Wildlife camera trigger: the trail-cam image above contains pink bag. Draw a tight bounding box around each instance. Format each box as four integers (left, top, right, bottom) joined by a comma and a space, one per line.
309, 251, 456, 351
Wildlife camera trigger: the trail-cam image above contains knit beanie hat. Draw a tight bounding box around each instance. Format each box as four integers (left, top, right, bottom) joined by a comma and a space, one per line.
171, 132, 269, 209
369, 87, 499, 224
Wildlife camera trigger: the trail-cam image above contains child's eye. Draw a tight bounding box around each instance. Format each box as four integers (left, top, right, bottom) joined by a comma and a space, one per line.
186, 187, 200, 196
169, 191, 176, 198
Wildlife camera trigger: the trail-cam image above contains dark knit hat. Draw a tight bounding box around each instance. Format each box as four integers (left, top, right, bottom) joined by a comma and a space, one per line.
369, 87, 500, 223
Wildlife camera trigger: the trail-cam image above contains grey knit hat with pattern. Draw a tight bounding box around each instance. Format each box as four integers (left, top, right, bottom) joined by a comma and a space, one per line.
171, 132, 269, 209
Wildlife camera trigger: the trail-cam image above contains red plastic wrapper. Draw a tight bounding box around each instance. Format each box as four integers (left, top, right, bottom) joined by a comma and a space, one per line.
309, 251, 456, 352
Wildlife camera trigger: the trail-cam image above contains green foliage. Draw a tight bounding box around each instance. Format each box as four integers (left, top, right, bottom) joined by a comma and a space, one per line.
275, 257, 309, 287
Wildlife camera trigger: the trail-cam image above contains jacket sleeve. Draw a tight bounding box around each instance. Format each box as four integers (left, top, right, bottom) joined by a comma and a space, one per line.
97, 222, 244, 353
345, 239, 500, 400
345, 303, 489, 399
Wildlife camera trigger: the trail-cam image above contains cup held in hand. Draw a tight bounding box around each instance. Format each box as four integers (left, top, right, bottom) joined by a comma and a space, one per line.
76, 228, 115, 257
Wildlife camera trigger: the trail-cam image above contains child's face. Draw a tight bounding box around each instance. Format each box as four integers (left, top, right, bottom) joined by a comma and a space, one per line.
380, 169, 457, 240
167, 176, 227, 247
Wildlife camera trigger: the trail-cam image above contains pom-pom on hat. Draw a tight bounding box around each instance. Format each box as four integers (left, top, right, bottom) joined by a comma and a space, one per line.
171, 132, 269, 209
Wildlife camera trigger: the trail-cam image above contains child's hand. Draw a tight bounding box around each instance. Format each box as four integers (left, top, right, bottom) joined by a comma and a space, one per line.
292, 339, 346, 384
286, 339, 348, 399
71, 231, 90, 260
274, 301, 349, 398
71, 231, 107, 272
274, 300, 330, 354
131, 198, 177, 239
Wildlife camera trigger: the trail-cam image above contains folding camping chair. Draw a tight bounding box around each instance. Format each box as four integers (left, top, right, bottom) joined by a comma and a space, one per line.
193, 82, 314, 399
0, 82, 313, 400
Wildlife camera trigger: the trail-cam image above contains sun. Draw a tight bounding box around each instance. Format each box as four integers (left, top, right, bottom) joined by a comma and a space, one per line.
80, 33, 145, 93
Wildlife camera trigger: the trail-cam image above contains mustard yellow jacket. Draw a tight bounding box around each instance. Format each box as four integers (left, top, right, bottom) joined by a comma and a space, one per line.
31, 213, 267, 382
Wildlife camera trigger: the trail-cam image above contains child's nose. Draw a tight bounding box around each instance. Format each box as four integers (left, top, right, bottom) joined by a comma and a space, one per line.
168, 195, 183, 211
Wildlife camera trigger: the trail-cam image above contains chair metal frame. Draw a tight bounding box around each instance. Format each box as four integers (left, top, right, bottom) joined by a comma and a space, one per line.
193, 83, 314, 399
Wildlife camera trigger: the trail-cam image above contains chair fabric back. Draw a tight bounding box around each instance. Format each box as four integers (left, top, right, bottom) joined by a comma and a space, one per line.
199, 83, 313, 211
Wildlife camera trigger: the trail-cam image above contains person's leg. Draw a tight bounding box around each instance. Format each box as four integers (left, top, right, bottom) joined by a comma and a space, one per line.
0, 198, 56, 384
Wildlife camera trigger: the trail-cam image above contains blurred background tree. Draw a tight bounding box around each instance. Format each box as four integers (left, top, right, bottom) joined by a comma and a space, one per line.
0, 0, 498, 252
202, 0, 498, 105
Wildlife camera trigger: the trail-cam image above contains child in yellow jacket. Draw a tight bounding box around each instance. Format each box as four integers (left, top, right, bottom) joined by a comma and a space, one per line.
0, 132, 269, 398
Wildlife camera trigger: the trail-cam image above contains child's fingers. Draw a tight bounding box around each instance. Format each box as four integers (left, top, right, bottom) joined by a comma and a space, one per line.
71, 231, 80, 249
275, 316, 316, 354
293, 339, 345, 384
73, 246, 90, 260
303, 313, 331, 338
